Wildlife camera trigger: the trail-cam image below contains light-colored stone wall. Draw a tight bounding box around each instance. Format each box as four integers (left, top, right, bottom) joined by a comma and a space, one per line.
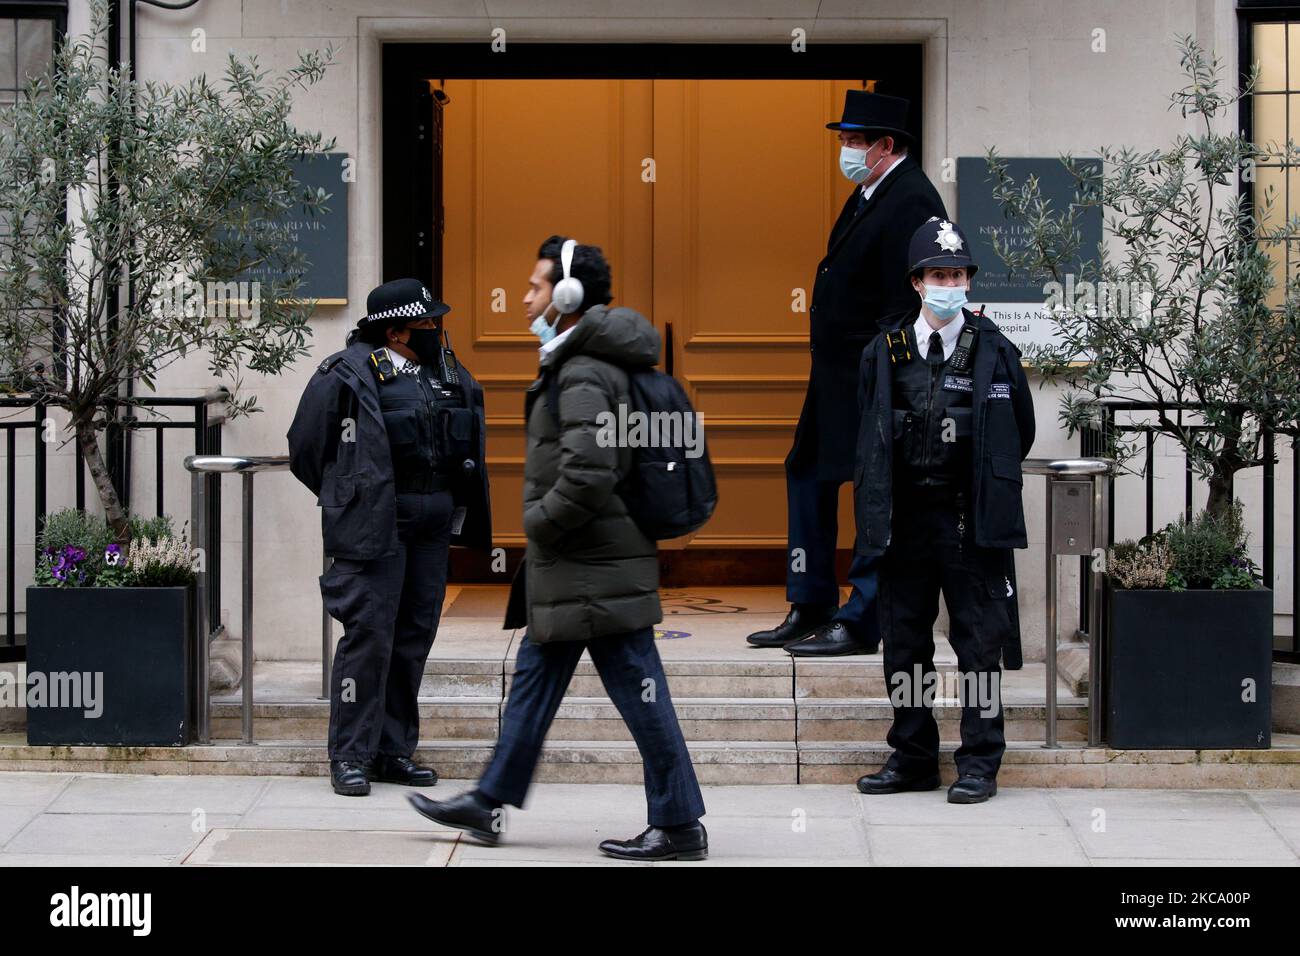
11, 0, 1289, 664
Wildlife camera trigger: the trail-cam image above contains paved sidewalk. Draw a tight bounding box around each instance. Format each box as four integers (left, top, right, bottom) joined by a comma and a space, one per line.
0, 772, 1296, 866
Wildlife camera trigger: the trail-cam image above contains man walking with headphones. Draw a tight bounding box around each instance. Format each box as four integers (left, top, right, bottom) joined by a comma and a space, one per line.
407, 235, 707, 861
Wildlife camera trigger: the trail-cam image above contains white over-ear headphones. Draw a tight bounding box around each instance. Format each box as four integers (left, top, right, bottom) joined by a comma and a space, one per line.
551, 238, 585, 315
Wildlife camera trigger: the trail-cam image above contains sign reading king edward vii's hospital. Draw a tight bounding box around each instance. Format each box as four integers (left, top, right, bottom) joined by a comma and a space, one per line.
236, 152, 350, 304
957, 157, 1102, 357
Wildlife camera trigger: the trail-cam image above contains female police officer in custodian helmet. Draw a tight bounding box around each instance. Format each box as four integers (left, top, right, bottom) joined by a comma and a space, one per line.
287, 278, 491, 796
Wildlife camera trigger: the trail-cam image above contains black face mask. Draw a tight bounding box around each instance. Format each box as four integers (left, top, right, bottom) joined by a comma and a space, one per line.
401, 327, 443, 367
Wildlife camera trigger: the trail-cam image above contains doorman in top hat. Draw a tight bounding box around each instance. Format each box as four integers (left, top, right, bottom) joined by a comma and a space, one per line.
747, 90, 948, 657
287, 278, 492, 796
853, 218, 1035, 803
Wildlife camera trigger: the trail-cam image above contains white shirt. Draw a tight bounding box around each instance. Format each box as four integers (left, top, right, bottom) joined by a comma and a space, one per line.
913, 310, 966, 362
859, 152, 904, 203
389, 350, 419, 373
387, 351, 423, 377
539, 321, 577, 355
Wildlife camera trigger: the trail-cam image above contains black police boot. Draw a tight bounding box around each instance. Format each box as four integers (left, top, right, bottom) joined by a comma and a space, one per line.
372, 754, 438, 787
598, 822, 709, 862
947, 775, 997, 804
407, 790, 502, 845
856, 766, 942, 795
786, 621, 879, 657
747, 603, 836, 648
330, 759, 372, 797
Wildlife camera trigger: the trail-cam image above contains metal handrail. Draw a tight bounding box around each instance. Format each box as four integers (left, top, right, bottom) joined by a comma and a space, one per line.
1023, 457, 1114, 748
184, 453, 291, 745
1023, 457, 1113, 478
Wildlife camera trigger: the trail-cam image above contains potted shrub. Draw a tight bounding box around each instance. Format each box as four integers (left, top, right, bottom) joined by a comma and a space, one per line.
25, 509, 199, 746
1105, 502, 1271, 748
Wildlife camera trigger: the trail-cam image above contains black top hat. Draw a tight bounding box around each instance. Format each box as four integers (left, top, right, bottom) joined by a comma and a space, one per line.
358, 278, 450, 329
907, 217, 979, 278
826, 90, 914, 146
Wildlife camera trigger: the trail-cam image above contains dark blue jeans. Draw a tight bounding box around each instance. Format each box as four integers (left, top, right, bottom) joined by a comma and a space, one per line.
479, 626, 706, 828
784, 457, 881, 644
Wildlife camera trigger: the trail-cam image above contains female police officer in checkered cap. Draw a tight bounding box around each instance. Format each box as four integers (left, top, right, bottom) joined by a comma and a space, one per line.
288, 278, 491, 796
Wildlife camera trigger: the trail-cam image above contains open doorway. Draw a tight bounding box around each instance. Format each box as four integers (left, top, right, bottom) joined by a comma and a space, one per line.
382, 43, 924, 583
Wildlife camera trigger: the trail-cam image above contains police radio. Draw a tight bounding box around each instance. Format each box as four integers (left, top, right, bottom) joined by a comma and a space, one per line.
439, 329, 460, 387
368, 348, 398, 384
949, 326, 977, 374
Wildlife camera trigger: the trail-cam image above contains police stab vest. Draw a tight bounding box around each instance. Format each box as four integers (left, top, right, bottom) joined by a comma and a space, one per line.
889, 323, 976, 489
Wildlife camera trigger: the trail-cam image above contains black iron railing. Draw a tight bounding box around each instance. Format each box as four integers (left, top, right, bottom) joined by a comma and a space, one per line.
1080, 400, 1299, 663
0, 389, 227, 662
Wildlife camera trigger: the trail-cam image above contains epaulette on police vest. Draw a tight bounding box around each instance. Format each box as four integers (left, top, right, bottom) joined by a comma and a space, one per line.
317, 355, 344, 375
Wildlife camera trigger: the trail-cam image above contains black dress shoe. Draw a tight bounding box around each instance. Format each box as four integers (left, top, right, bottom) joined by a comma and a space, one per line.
746, 603, 836, 648
598, 822, 708, 861
407, 790, 503, 845
856, 766, 942, 795
372, 754, 438, 787
330, 759, 372, 797
947, 775, 997, 804
786, 621, 879, 657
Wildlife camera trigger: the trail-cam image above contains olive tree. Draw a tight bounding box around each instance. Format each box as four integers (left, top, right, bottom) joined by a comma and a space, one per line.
0, 0, 334, 537
985, 36, 1300, 518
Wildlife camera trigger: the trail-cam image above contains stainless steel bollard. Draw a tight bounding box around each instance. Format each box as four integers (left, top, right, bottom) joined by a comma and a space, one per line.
190, 469, 210, 744
1022, 458, 1114, 748
183, 455, 291, 746
241, 472, 255, 744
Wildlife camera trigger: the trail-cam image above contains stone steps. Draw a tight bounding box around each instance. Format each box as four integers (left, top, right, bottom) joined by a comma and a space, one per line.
3, 734, 1296, 788
421, 657, 977, 700
209, 696, 1089, 744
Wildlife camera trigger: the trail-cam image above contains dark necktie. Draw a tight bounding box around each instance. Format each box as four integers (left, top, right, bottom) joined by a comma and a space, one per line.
926, 330, 945, 368
855, 190, 867, 214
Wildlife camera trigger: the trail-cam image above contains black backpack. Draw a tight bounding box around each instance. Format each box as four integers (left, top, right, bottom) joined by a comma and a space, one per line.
546, 365, 717, 540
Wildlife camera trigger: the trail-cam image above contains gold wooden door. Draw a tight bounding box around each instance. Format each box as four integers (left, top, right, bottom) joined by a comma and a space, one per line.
440, 77, 859, 551
440, 78, 655, 547
651, 78, 859, 549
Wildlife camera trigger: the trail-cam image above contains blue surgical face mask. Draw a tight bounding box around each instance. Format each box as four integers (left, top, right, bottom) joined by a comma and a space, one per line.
530, 305, 558, 345
922, 283, 968, 321
838, 143, 877, 184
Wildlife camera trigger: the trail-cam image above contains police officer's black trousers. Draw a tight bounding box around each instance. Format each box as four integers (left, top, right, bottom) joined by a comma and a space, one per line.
321, 490, 453, 762
877, 487, 1011, 780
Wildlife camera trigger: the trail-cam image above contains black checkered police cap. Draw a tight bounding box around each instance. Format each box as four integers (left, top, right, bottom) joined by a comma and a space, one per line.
357, 278, 450, 330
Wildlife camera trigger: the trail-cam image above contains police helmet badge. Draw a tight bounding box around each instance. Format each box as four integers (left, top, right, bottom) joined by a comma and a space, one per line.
935, 221, 963, 253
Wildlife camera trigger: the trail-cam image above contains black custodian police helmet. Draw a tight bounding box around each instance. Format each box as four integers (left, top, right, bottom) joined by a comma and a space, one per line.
908, 217, 978, 280
357, 278, 450, 331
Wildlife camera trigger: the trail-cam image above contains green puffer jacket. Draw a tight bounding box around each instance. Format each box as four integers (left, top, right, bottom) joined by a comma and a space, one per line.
515, 304, 662, 643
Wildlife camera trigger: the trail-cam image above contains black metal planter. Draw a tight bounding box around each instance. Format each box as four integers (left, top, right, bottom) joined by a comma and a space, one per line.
1105, 580, 1273, 749
25, 585, 195, 746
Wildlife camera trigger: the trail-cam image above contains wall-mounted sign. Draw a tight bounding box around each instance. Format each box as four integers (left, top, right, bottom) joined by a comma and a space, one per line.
957, 157, 1102, 355
235, 151, 350, 304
